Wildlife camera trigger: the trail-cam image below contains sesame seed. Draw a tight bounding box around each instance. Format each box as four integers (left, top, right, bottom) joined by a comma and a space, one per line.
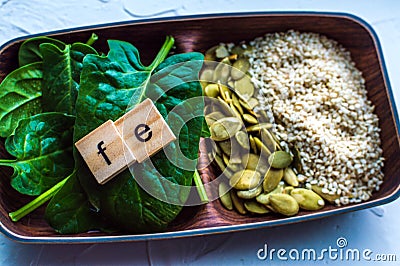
246, 30, 384, 206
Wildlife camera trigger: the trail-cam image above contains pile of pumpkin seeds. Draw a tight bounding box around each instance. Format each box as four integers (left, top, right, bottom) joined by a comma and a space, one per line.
201, 44, 329, 216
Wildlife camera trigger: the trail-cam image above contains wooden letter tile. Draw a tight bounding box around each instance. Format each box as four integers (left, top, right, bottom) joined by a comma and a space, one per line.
75, 120, 136, 184
114, 99, 176, 163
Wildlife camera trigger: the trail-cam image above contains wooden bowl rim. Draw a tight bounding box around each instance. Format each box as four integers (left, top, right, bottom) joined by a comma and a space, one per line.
1, 11, 399, 244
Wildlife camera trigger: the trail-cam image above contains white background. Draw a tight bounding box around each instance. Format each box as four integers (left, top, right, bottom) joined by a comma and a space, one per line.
0, 0, 399, 265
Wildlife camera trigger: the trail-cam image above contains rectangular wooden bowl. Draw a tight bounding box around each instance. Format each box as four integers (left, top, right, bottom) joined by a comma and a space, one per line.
1, 12, 399, 243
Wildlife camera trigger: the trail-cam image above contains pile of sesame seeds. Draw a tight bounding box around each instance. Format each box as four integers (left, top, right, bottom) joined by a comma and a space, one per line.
247, 30, 384, 205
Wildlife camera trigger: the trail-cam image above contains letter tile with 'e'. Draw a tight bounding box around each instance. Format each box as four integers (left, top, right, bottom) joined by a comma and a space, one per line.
114, 98, 176, 163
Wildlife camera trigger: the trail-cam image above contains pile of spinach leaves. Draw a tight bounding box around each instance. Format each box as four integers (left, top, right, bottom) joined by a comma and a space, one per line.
0, 34, 206, 234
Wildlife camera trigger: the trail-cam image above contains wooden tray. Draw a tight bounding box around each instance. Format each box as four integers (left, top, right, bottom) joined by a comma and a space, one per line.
1, 12, 399, 243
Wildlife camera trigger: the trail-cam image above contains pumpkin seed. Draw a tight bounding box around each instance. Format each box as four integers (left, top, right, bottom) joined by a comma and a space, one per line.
246, 123, 273, 133
254, 136, 272, 156
268, 151, 293, 169
241, 153, 260, 171
234, 76, 254, 100
242, 113, 258, 124
261, 128, 278, 153
255, 193, 270, 205
218, 139, 232, 156
257, 109, 270, 123
242, 152, 268, 175
269, 193, 299, 216
283, 167, 299, 187
231, 45, 245, 56
210, 117, 242, 141
200, 68, 215, 82
230, 190, 247, 214
244, 201, 270, 214
204, 83, 220, 98
219, 182, 233, 210
263, 168, 284, 192
290, 188, 325, 210
215, 45, 229, 58
312, 185, 340, 204
255, 159, 269, 177
213, 62, 231, 83
256, 184, 284, 205
231, 58, 250, 80
246, 97, 259, 109
222, 153, 230, 166
205, 111, 225, 126
230, 137, 243, 164
215, 97, 236, 117
225, 91, 232, 104
282, 186, 294, 195
219, 83, 231, 102
235, 131, 250, 150
227, 80, 235, 89
204, 45, 218, 61
229, 102, 242, 120
237, 185, 263, 199
269, 131, 283, 150
239, 98, 251, 110
249, 135, 257, 154
240, 102, 258, 118
226, 163, 242, 173
231, 93, 244, 114
229, 169, 261, 190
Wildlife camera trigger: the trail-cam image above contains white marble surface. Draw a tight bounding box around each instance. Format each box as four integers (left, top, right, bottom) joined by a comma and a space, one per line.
0, 0, 399, 265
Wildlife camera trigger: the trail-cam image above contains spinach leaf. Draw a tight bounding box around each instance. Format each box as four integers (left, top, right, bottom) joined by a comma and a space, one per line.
40, 42, 98, 114
4, 35, 100, 224
0, 36, 97, 137
0, 112, 75, 195
45, 172, 106, 234
18, 36, 65, 66
49, 37, 205, 233
0, 62, 43, 138
73, 37, 174, 142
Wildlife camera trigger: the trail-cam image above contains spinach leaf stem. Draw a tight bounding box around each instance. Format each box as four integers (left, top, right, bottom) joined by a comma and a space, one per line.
9, 173, 72, 222
194, 169, 209, 204
85, 33, 98, 46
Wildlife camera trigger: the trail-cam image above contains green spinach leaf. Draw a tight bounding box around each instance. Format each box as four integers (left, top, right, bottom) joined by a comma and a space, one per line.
0, 62, 43, 138
4, 35, 100, 224
18, 36, 65, 66
48, 37, 204, 233
45, 172, 106, 234
0, 112, 75, 195
40, 42, 98, 114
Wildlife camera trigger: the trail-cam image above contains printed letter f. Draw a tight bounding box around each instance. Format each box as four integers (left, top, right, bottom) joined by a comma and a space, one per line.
97, 141, 111, 165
